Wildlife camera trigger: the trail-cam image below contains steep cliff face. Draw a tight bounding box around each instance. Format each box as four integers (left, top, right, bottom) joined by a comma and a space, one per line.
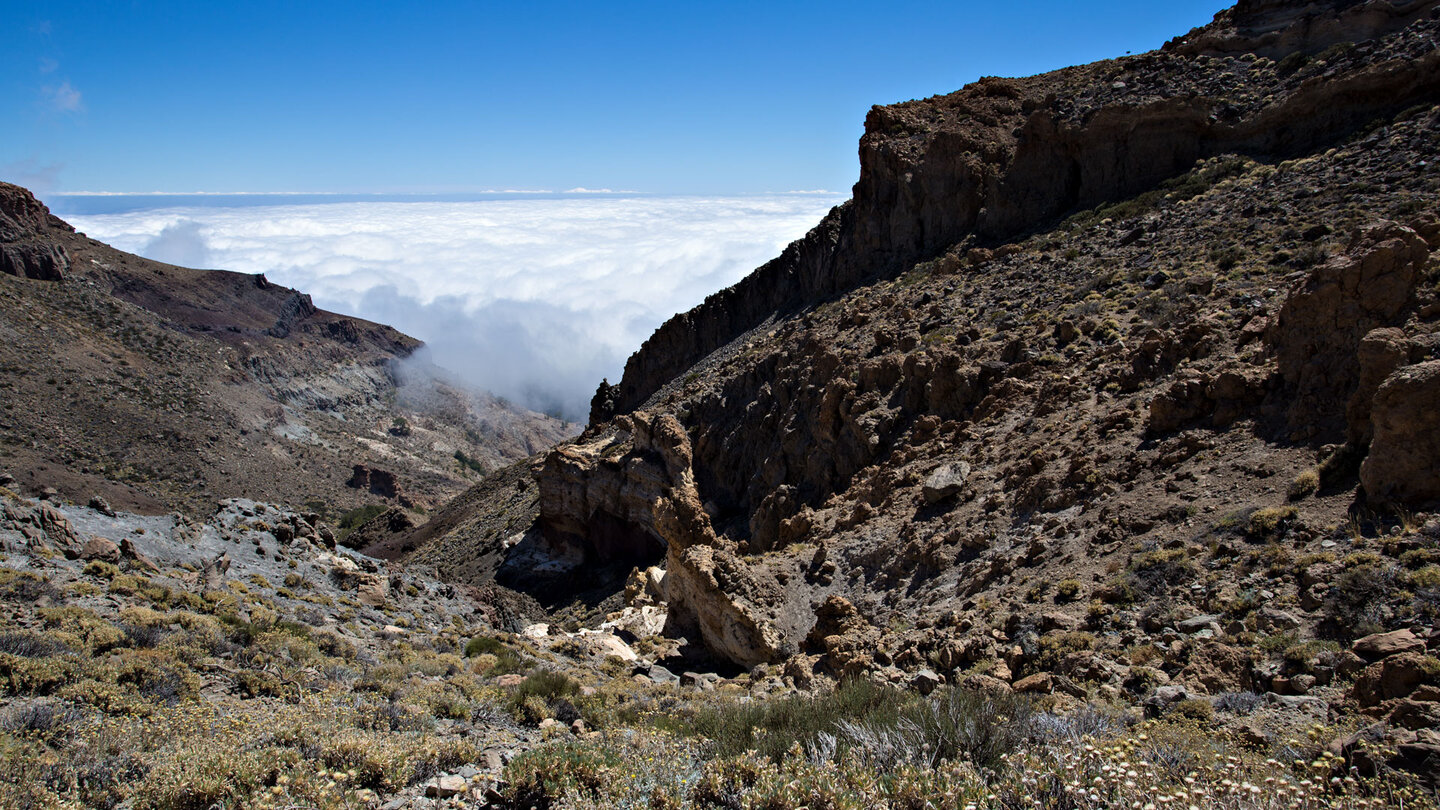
0, 184, 72, 281
608, 0, 1440, 418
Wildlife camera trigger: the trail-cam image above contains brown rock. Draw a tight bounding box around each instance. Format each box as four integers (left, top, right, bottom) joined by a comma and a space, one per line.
911, 668, 943, 695
356, 574, 390, 607
1352, 652, 1436, 708
1347, 327, 1413, 445
1353, 629, 1426, 661
1361, 360, 1440, 505
1385, 698, 1440, 731
1236, 723, 1271, 748
1013, 671, 1086, 698
1148, 374, 1211, 434
1039, 611, 1079, 632
81, 537, 121, 564
960, 673, 1014, 696
1178, 642, 1254, 695
119, 537, 160, 573
1266, 222, 1429, 442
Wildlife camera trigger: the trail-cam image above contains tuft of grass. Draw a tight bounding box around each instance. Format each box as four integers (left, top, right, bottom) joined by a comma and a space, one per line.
664, 677, 913, 762
1246, 506, 1296, 540
1287, 468, 1319, 501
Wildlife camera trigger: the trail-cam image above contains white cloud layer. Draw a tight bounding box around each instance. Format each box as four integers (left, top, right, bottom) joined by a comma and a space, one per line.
68, 195, 844, 419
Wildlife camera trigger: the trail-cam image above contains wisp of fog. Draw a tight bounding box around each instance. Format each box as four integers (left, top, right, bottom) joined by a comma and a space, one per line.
64, 194, 844, 419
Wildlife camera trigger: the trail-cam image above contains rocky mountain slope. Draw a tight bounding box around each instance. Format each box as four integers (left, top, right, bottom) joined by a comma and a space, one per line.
4, 0, 1440, 805
387, 0, 1440, 781
0, 182, 573, 518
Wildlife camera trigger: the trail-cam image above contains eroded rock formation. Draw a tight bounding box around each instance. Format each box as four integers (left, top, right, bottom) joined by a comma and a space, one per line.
537, 412, 784, 667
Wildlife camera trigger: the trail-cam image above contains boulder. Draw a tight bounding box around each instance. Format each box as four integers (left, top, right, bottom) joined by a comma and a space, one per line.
1039, 610, 1079, 632
356, 574, 390, 607
644, 663, 680, 686
1266, 222, 1429, 442
1142, 684, 1199, 717
911, 668, 943, 695
1178, 642, 1254, 694
1013, 671, 1085, 698
1177, 614, 1222, 634
81, 537, 122, 564
960, 673, 1013, 696
119, 537, 160, 573
600, 605, 667, 639
585, 633, 638, 663
922, 461, 971, 504
1353, 653, 1436, 708
1353, 629, 1426, 661
1361, 360, 1440, 504
1254, 608, 1302, 633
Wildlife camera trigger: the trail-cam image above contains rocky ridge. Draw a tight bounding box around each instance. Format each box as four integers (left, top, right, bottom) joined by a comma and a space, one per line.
0, 182, 573, 517
604, 0, 1440, 420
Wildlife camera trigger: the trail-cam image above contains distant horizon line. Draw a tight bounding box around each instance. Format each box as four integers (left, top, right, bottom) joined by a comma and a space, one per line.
47, 188, 843, 198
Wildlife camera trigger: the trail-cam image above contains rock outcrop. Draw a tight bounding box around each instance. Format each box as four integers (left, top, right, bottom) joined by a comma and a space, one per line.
1, 183, 71, 280
1361, 360, 1440, 504
535, 412, 784, 667
1265, 221, 1430, 442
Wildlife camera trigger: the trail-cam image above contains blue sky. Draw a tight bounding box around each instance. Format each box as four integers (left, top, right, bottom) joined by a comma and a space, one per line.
6, 1, 1229, 195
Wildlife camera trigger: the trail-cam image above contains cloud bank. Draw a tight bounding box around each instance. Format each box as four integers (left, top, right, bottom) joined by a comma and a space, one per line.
68, 195, 844, 418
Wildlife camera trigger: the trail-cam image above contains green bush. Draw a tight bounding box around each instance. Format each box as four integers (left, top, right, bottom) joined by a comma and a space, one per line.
464, 635, 507, 657
1055, 579, 1082, 601
503, 740, 620, 810
1172, 698, 1214, 722
336, 504, 388, 538
506, 669, 580, 725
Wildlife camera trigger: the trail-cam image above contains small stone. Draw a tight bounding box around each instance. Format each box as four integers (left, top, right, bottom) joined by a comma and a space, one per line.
425, 774, 466, 798
1177, 614, 1221, 634
911, 668, 943, 695
1237, 723, 1270, 747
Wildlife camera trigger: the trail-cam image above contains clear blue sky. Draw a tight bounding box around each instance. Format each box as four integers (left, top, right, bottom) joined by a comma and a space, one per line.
4, 1, 1229, 195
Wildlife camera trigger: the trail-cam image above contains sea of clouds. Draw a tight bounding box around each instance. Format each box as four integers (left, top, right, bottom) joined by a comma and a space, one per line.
64, 194, 845, 419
